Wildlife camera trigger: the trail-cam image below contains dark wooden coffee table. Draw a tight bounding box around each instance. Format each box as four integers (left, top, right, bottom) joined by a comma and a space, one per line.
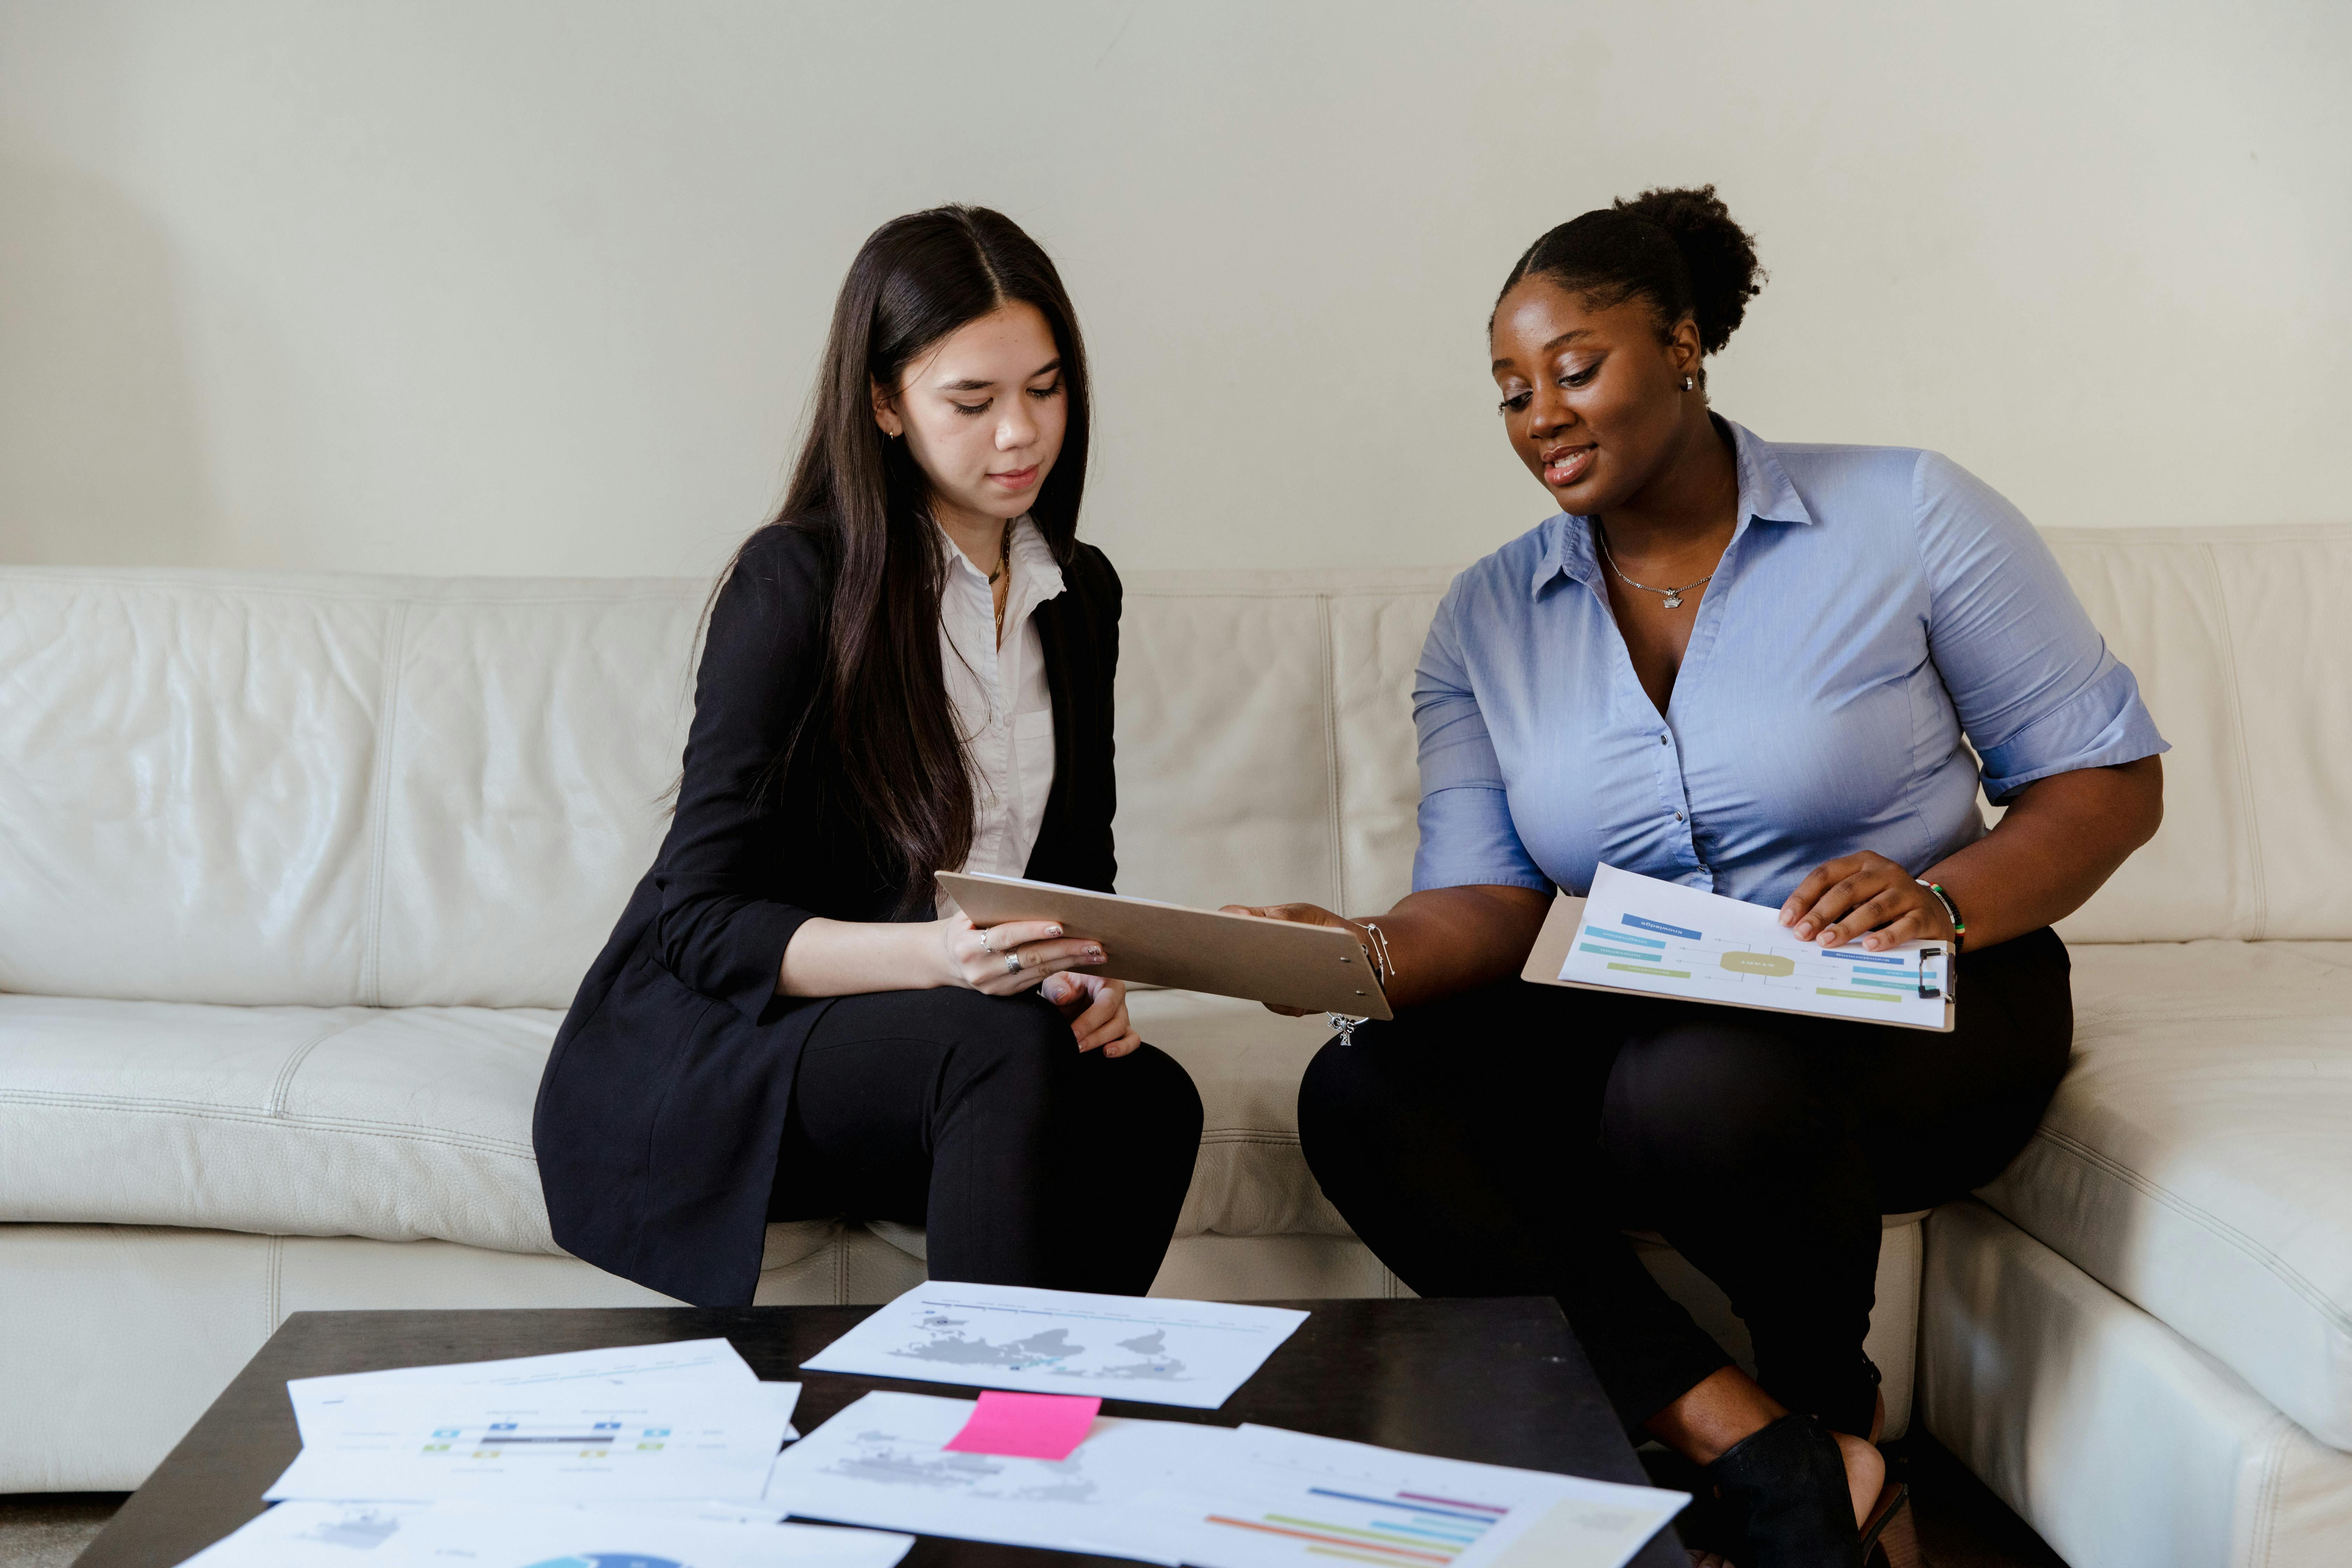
77, 1298, 1685, 1567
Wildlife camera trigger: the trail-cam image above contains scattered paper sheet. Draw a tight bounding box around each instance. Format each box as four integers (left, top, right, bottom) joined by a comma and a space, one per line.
764, 1393, 1686, 1568
764, 1390, 1222, 1564
1180, 1424, 1687, 1568
287, 1339, 760, 1440
263, 1383, 800, 1505
944, 1391, 1102, 1460
801, 1281, 1309, 1409
1561, 863, 1953, 1029
176, 1500, 911, 1568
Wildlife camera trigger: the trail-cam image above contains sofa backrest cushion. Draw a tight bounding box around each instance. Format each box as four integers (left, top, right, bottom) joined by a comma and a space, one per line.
2039, 525, 2352, 943
1, 524, 2344, 1007
0, 572, 699, 1008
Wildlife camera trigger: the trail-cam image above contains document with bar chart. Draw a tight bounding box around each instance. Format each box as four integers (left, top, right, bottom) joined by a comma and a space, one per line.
1557, 864, 1954, 1031
262, 1383, 799, 1504
1179, 1425, 1684, 1568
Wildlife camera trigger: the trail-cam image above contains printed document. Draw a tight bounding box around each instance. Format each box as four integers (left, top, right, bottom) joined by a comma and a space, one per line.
1561, 863, 1953, 1030
763, 1393, 1687, 1568
763, 1391, 1219, 1564
287, 1339, 763, 1438
262, 1382, 800, 1505
176, 1500, 910, 1568
800, 1281, 1308, 1409
1179, 1423, 1686, 1568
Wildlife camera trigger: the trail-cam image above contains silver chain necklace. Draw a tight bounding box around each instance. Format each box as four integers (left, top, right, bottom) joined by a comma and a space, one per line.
1595, 522, 1713, 610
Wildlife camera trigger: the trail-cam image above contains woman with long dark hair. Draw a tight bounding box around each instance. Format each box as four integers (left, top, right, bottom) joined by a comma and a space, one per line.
1231, 188, 2166, 1567
535, 205, 1203, 1308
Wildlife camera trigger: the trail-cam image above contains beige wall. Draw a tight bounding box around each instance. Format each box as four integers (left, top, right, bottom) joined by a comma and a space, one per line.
2, 0, 2343, 579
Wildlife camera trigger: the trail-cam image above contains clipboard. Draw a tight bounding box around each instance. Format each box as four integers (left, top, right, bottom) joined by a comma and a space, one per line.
937, 872, 1394, 1020
1521, 893, 1957, 1032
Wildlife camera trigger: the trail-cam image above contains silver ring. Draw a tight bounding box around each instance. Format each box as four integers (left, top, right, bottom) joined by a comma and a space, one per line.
1003, 952, 1022, 975
979, 929, 994, 954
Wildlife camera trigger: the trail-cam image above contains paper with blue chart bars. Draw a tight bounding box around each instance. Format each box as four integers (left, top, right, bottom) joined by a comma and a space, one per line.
1561, 864, 1953, 1031
761, 1392, 1685, 1568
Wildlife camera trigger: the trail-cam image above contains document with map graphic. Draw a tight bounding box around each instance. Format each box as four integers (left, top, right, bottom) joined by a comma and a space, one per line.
1545, 863, 1954, 1032
799, 1283, 1309, 1409
763, 1391, 1217, 1563
763, 1392, 1686, 1568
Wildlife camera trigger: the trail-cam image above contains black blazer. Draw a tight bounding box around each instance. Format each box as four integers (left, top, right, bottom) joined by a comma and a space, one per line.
533, 519, 1123, 1306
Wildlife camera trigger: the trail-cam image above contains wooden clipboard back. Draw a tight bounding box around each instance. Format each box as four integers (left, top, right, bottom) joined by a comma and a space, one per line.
1520, 894, 1956, 1033
937, 873, 1394, 1020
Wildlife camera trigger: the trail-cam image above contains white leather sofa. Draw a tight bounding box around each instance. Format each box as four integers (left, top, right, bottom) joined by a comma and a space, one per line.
3, 526, 2346, 1568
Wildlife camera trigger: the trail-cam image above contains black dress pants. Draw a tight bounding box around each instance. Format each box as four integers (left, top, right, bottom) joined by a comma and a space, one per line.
1297, 927, 2073, 1436
768, 986, 1204, 1295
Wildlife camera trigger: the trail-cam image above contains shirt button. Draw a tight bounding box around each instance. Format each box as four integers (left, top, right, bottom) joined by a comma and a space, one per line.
1675, 811, 1686, 821
1660, 734, 1670, 746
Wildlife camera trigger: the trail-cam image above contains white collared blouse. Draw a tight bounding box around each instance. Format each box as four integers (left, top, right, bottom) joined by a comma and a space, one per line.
937, 516, 1067, 880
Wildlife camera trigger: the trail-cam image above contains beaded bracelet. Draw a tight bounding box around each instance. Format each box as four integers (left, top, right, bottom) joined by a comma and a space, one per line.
1916, 880, 1966, 951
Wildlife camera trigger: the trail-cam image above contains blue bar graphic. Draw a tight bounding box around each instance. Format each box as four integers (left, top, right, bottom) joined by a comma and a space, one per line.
1622, 914, 1701, 940
1843, 953, 1906, 967
1844, 976, 1914, 991
1580, 943, 1663, 962
1597, 929, 1665, 948
1306, 1488, 1500, 1524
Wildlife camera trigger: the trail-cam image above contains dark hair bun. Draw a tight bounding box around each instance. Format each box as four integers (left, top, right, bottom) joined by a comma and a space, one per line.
1613, 185, 1763, 355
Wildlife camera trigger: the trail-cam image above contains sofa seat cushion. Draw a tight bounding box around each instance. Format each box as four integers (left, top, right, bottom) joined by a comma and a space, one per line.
0, 989, 1352, 1254
1977, 939, 2352, 1449
0, 994, 564, 1252
1126, 989, 1348, 1239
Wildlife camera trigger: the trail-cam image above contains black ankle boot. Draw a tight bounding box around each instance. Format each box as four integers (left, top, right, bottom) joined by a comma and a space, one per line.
1704, 1412, 1861, 1568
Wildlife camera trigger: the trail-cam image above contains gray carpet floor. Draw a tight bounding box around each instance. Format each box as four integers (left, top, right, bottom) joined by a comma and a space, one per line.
0, 1493, 124, 1568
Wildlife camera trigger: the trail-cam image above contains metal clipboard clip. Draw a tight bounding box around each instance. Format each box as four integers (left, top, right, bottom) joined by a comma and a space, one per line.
1918, 946, 1953, 1001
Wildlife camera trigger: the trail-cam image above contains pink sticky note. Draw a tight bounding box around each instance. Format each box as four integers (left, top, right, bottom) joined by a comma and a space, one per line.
941, 1390, 1102, 1461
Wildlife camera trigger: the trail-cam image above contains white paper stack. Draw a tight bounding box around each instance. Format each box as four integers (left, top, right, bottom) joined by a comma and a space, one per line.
179, 1340, 912, 1568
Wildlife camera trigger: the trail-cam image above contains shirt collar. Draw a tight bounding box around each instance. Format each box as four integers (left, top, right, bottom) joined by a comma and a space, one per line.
1529, 416, 1815, 599
934, 515, 1068, 616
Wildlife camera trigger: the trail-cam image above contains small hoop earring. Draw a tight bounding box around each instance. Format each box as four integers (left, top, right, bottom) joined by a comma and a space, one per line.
1681, 375, 1695, 392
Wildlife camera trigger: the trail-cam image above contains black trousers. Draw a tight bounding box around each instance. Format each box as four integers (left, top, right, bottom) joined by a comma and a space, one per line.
1297, 927, 2073, 1436
767, 987, 1204, 1295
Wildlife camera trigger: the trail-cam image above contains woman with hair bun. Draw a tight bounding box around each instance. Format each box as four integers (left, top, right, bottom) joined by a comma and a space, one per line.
1232, 187, 2166, 1567
536, 206, 1202, 1310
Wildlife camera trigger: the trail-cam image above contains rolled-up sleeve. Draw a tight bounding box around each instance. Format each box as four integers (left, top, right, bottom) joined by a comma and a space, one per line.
1409, 580, 1552, 894
1913, 451, 2169, 802
651, 528, 825, 1020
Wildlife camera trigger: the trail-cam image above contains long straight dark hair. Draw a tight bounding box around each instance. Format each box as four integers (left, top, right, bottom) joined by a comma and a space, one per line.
740, 205, 1092, 913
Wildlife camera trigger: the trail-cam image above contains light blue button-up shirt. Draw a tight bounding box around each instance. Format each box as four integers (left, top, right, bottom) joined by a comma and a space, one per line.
1412, 418, 2169, 908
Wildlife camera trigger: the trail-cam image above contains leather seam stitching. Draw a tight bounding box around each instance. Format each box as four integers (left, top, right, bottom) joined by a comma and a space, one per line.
0, 1093, 534, 1157
2200, 541, 2268, 940
2023, 1125, 2352, 1339
360, 598, 413, 1007
263, 1014, 375, 1117
1317, 593, 1345, 912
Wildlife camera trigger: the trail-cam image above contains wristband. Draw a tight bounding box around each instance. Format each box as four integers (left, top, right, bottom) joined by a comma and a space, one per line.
1916, 880, 1966, 951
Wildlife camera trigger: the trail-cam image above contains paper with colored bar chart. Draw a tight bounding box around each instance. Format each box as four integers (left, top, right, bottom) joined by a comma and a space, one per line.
1560, 863, 1954, 1031
763, 1392, 1684, 1568
1182, 1424, 1685, 1568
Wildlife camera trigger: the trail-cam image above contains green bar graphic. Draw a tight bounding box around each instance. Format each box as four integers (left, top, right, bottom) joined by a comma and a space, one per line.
1816, 987, 1900, 1003
1609, 962, 1692, 979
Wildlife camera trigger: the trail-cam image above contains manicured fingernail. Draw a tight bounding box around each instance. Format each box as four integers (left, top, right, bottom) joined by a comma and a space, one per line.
1085, 947, 1104, 961
1794, 922, 1813, 938
1047, 926, 1063, 938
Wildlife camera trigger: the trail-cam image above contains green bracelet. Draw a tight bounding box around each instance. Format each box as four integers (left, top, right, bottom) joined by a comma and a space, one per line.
1917, 880, 1966, 950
